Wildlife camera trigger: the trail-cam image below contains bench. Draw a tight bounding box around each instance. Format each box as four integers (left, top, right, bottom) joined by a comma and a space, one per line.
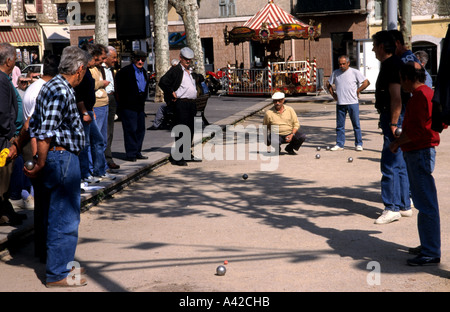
194, 94, 210, 126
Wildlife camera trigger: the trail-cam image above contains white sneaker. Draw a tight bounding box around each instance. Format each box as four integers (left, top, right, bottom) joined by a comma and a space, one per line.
374, 210, 401, 224
400, 209, 413, 217
9, 195, 34, 210
9, 198, 25, 209
355, 145, 363, 151
330, 145, 344, 151
83, 175, 100, 184
23, 195, 34, 210
99, 172, 116, 181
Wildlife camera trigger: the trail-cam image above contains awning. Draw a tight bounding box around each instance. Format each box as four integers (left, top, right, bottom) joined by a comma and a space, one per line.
42, 25, 70, 43
243, 1, 308, 30
0, 27, 41, 47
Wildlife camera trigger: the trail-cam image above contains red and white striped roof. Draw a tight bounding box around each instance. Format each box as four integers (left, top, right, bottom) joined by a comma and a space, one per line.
243, 1, 307, 30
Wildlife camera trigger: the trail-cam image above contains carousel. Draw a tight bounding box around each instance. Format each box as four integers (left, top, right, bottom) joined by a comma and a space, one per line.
223, 0, 321, 96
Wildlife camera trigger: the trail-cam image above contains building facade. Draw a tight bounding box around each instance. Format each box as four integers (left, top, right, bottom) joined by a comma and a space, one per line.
0, 0, 70, 63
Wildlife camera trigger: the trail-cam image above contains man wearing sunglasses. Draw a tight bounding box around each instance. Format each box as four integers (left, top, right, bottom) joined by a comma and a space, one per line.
115, 50, 149, 162
159, 47, 203, 166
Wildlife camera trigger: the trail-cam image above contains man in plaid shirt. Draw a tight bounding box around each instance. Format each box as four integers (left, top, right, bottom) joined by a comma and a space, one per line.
26, 46, 89, 288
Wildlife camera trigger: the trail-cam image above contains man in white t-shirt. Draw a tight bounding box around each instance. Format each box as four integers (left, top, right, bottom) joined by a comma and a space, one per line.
327, 55, 370, 151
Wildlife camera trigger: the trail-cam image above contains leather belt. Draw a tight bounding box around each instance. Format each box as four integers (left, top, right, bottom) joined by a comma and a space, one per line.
178, 98, 197, 103
49, 146, 66, 152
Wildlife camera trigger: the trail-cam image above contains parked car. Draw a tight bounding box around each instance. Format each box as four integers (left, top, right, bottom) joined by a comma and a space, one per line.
15, 61, 27, 71
21, 64, 43, 78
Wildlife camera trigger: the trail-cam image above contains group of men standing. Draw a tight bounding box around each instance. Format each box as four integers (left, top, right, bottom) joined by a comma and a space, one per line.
0, 43, 204, 287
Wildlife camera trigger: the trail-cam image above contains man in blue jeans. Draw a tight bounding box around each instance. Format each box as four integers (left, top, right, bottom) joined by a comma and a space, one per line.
327, 55, 370, 151
372, 30, 412, 224
76, 43, 115, 183
390, 62, 441, 266
26, 46, 89, 287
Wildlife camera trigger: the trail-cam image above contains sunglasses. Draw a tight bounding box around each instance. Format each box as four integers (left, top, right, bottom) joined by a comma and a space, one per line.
136, 57, 146, 62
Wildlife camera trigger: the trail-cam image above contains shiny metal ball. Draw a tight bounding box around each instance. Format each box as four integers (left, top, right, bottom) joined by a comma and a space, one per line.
326, 146, 331, 151
24, 160, 35, 170
395, 127, 402, 136
316, 146, 321, 151
216, 265, 226, 276
315, 154, 320, 159
348, 157, 353, 163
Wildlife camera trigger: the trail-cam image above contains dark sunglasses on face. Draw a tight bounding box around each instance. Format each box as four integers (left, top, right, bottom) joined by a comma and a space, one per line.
136, 57, 146, 62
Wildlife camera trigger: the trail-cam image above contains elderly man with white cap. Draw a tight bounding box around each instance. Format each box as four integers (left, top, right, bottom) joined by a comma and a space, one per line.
159, 47, 204, 166
263, 92, 306, 155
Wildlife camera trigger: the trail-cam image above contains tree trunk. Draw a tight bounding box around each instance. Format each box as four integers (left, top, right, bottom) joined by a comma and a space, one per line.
95, 0, 109, 46
153, 0, 170, 102
168, 0, 205, 75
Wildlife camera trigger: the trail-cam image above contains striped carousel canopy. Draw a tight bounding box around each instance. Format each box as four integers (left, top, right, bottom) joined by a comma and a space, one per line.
242, 0, 308, 30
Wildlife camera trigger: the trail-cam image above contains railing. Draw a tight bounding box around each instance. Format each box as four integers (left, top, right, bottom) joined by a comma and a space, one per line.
226, 59, 317, 96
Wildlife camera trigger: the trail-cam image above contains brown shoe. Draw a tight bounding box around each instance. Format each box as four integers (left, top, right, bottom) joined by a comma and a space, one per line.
108, 162, 120, 170
71, 266, 87, 275
46, 275, 88, 288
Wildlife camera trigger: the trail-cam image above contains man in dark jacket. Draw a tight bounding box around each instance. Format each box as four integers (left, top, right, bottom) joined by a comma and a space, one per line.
115, 50, 149, 162
159, 47, 202, 166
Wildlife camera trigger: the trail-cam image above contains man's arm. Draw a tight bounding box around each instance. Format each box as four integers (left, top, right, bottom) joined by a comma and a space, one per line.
326, 81, 338, 101
23, 137, 51, 178
388, 82, 402, 136
357, 79, 370, 97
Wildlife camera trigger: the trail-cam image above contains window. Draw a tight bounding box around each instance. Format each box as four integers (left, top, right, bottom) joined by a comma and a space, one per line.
219, 0, 236, 17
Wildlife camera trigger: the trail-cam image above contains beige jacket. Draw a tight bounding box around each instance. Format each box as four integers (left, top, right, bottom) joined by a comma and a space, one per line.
90, 66, 108, 107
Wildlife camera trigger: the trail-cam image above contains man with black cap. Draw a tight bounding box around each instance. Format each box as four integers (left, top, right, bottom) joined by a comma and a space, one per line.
159, 47, 203, 166
263, 92, 306, 155
115, 50, 149, 162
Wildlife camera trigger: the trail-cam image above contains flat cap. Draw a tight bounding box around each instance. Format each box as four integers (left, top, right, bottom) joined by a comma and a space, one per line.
133, 50, 147, 58
180, 47, 195, 59
271, 92, 285, 100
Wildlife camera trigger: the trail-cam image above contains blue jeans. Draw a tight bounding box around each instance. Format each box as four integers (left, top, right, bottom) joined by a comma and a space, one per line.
404, 148, 441, 258
94, 105, 109, 172
336, 104, 362, 147
36, 150, 81, 283
79, 111, 106, 178
379, 112, 410, 212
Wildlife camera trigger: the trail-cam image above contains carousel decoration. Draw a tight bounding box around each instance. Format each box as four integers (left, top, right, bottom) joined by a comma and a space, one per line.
223, 0, 321, 96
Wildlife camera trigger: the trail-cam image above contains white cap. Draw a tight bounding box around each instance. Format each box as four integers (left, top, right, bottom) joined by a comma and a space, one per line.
180, 47, 195, 59
272, 92, 285, 100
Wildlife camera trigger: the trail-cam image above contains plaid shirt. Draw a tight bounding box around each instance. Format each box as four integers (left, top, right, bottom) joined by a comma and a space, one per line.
30, 75, 85, 154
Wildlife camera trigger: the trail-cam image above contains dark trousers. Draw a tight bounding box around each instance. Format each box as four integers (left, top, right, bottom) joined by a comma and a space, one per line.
120, 108, 146, 158
172, 99, 197, 158
268, 131, 306, 151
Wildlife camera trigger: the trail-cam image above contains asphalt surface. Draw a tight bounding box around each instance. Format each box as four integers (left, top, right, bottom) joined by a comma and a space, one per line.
1, 92, 449, 296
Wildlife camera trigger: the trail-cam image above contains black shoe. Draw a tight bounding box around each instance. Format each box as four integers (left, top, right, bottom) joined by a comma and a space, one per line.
408, 245, 422, 255
125, 157, 137, 162
147, 125, 158, 130
136, 155, 148, 160
187, 154, 202, 162
285, 147, 297, 155
407, 254, 440, 266
173, 159, 187, 166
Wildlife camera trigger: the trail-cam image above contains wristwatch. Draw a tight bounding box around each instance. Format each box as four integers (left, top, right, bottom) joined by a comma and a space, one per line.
83, 112, 89, 116
389, 122, 398, 127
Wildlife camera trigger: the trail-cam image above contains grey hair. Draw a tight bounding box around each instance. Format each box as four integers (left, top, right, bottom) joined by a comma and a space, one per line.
414, 50, 429, 66
58, 46, 89, 75
0, 43, 16, 65
338, 55, 350, 63
107, 46, 116, 56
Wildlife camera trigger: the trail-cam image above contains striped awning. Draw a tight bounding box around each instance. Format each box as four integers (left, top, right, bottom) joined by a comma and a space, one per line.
0, 27, 41, 47
243, 1, 308, 30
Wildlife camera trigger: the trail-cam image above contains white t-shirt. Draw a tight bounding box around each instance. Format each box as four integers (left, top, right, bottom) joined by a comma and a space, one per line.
328, 67, 367, 105
22, 78, 46, 120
